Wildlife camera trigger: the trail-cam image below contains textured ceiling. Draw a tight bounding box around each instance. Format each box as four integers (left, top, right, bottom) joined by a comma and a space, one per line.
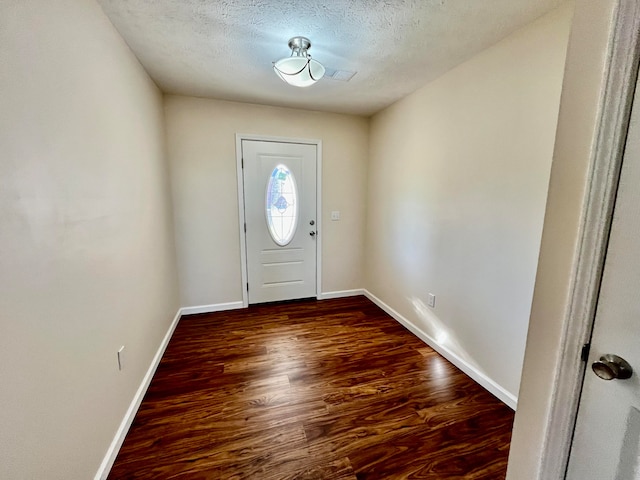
97, 0, 565, 116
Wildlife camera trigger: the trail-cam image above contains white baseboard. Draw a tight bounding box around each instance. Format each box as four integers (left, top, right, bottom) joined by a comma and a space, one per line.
95, 308, 182, 480
363, 290, 518, 410
180, 301, 244, 315
318, 289, 365, 300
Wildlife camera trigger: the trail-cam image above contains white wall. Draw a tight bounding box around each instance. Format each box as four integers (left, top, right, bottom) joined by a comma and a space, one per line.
164, 96, 369, 308
0, 1, 180, 478
507, 0, 618, 477
364, 4, 573, 400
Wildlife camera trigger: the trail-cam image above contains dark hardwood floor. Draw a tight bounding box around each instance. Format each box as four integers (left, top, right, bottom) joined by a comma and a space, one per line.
108, 296, 514, 479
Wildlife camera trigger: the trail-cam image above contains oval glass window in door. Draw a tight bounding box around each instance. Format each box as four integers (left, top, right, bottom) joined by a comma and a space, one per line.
265, 164, 298, 246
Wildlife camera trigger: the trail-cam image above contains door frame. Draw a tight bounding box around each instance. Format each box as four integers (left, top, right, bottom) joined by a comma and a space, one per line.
235, 133, 323, 307
538, 2, 640, 478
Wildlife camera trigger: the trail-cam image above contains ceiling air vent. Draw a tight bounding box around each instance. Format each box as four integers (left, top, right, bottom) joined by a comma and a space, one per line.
324, 68, 357, 82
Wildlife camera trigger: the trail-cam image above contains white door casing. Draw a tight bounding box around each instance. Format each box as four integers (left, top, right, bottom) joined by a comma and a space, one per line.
565, 65, 640, 479
240, 139, 319, 304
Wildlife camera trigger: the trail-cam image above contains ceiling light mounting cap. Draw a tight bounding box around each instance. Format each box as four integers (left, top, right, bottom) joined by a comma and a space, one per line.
288, 36, 312, 55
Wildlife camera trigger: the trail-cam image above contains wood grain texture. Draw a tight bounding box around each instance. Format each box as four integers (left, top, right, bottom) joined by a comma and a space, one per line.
108, 296, 514, 479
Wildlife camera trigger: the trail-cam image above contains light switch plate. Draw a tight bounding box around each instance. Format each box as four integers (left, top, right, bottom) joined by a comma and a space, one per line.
331, 211, 340, 221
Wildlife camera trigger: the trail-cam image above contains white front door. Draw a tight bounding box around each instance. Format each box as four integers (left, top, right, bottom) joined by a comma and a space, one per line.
565, 71, 640, 479
242, 140, 317, 304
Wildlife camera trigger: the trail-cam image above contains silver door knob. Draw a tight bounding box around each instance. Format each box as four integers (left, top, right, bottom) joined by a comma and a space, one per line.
592, 354, 633, 380
309, 231, 316, 237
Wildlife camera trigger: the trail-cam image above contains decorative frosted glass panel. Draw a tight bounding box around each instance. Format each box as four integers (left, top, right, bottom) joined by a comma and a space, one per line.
266, 164, 298, 246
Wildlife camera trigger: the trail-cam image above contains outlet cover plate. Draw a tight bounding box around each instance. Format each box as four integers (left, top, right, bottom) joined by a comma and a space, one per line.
117, 346, 125, 371
427, 293, 436, 308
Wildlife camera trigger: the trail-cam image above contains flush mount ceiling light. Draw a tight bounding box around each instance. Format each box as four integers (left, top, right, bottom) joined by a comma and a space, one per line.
273, 36, 325, 87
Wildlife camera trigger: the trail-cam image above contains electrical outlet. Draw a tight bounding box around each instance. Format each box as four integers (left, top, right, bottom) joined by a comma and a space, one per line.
117, 346, 125, 371
427, 293, 436, 308
331, 211, 340, 221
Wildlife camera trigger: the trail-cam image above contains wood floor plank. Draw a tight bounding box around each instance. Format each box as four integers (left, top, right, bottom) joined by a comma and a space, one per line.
108, 296, 514, 479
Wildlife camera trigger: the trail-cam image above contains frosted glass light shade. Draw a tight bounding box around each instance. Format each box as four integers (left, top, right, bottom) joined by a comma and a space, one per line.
273, 57, 325, 88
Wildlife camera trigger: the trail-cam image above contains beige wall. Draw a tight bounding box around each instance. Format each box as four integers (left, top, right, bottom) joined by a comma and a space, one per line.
164, 96, 369, 308
0, 1, 179, 478
365, 4, 573, 399
506, 0, 617, 477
